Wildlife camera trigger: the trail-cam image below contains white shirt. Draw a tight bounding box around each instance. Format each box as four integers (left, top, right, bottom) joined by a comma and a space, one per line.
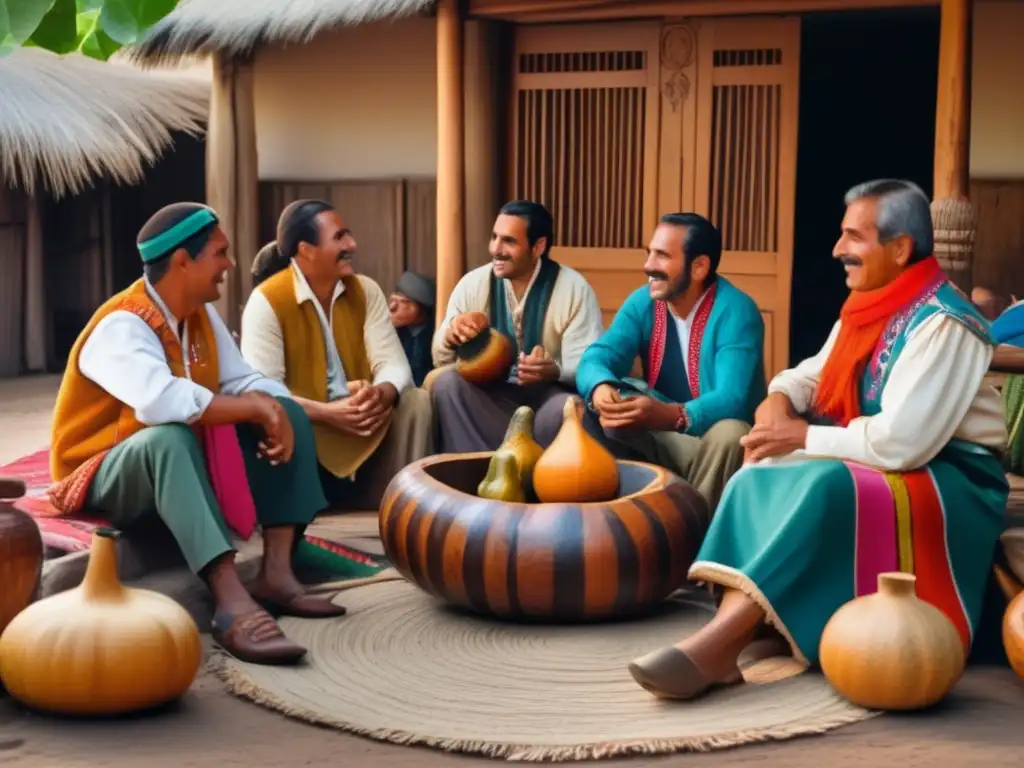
669, 286, 712, 392
240, 263, 413, 397
767, 313, 1007, 472
78, 279, 290, 426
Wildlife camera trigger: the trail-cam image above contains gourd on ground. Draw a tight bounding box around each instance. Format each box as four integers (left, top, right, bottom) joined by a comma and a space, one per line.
819, 572, 965, 710
497, 406, 544, 498
532, 395, 619, 504
1003, 588, 1024, 681
0, 528, 203, 716
477, 449, 526, 502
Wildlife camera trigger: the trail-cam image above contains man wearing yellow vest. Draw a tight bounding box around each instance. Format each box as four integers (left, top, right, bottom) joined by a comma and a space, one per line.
241, 200, 433, 509
49, 202, 346, 666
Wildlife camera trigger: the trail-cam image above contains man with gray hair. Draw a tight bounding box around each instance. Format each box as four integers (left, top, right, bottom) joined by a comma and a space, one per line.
627, 179, 1009, 701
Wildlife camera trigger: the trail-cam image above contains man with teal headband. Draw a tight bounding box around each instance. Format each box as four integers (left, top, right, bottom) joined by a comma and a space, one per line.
49, 202, 347, 666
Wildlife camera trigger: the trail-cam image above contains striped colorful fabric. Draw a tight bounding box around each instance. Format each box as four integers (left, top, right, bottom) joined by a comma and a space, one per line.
847, 461, 971, 652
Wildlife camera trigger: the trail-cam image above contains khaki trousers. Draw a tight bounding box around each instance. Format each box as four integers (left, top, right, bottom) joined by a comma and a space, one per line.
590, 416, 750, 514
319, 387, 434, 511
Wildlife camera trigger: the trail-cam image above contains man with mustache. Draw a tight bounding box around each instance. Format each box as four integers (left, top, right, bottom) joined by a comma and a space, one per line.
575, 212, 765, 512
628, 180, 1008, 701
49, 202, 346, 666
431, 200, 604, 451
241, 199, 433, 510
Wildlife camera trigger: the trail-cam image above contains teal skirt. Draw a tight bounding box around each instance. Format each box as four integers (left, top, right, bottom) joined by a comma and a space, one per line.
688, 442, 1008, 665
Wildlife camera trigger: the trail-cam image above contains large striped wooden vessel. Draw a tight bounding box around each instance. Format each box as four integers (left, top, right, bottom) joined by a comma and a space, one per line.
379, 453, 710, 622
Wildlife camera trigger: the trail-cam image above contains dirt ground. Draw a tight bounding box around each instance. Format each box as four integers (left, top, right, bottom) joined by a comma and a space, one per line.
3, 375, 1024, 767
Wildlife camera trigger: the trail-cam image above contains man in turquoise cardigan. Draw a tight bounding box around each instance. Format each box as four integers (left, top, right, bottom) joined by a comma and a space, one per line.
576, 212, 766, 511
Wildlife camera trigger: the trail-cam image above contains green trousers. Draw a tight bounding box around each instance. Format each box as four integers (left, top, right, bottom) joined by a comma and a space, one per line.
85, 397, 328, 574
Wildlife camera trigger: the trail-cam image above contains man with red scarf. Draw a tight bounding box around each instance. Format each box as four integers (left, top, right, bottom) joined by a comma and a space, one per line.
626, 179, 1009, 700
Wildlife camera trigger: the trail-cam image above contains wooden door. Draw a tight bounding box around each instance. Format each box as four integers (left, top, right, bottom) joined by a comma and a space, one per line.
691, 17, 801, 379
510, 23, 662, 328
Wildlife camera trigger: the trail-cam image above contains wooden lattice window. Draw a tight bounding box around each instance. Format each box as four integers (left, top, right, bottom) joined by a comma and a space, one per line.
705, 48, 787, 254
513, 43, 653, 250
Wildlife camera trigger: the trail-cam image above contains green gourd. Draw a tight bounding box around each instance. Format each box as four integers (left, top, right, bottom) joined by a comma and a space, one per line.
477, 449, 525, 503
498, 406, 545, 497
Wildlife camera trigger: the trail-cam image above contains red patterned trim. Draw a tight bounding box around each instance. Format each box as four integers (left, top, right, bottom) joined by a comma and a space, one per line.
648, 300, 668, 389
686, 283, 718, 398
46, 450, 109, 516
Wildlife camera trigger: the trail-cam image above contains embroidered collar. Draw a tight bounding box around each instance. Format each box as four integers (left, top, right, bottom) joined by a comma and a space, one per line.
504, 258, 543, 348
667, 284, 713, 324
143, 277, 182, 341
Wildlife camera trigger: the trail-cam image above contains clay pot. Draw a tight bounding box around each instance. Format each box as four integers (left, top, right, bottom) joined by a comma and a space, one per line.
0, 477, 26, 499
454, 327, 515, 385
0, 502, 43, 636
0, 528, 202, 715
819, 572, 965, 710
380, 453, 710, 621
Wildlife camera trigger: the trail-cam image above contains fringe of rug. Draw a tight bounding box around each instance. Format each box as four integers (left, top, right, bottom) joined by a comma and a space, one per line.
207, 652, 878, 762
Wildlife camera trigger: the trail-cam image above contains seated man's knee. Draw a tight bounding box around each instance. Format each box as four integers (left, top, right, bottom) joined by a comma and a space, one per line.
429, 369, 467, 404
705, 419, 751, 449
276, 395, 311, 427
132, 423, 200, 458
400, 385, 432, 417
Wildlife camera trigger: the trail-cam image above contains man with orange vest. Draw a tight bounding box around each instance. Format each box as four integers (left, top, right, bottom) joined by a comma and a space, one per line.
49, 202, 345, 666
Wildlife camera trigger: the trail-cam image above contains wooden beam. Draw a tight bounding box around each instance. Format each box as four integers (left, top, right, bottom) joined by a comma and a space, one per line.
993, 345, 1024, 375
436, 0, 467, 326
933, 0, 972, 199
469, 0, 938, 23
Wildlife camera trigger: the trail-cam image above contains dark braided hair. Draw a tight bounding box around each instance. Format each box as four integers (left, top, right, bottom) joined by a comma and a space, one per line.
251, 199, 335, 284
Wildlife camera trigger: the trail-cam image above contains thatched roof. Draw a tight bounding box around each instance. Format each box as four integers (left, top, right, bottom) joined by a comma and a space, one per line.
128, 0, 435, 66
0, 48, 209, 197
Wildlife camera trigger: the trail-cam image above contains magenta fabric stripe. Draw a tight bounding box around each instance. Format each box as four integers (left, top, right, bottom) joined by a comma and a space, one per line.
846, 461, 898, 596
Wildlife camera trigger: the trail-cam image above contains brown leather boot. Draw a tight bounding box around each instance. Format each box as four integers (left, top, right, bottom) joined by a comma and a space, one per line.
211, 609, 308, 665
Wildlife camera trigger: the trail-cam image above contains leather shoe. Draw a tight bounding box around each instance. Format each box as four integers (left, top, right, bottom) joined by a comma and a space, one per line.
211, 609, 308, 665
250, 583, 348, 619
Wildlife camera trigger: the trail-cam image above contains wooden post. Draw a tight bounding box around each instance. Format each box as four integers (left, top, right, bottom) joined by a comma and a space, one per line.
207, 54, 260, 334
436, 0, 466, 326
933, 0, 972, 199
932, 0, 975, 291
463, 20, 504, 272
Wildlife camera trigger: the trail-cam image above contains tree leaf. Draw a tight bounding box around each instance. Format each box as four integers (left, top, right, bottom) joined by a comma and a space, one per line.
99, 0, 177, 46
76, 8, 119, 60
0, 0, 57, 57
26, 0, 78, 54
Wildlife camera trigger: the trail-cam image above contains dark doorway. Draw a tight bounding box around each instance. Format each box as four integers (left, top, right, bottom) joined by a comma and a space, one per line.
789, 8, 940, 364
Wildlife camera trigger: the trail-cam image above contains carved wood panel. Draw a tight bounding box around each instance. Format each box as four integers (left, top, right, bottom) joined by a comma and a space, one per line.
693, 17, 801, 378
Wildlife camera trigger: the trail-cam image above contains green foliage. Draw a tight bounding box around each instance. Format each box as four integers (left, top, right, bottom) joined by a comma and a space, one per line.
0, 0, 177, 60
